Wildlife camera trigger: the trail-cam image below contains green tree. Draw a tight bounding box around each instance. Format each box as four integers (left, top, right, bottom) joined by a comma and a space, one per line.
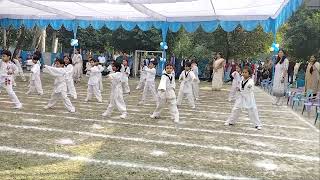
0, 27, 39, 51
191, 27, 228, 57
111, 27, 161, 52
172, 29, 193, 58
171, 26, 272, 61
77, 26, 112, 52
228, 26, 273, 59
282, 5, 320, 59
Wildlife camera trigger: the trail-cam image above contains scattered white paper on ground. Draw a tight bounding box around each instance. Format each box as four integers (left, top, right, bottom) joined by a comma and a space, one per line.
92, 124, 104, 130
23, 118, 41, 123
150, 150, 167, 157
55, 138, 75, 145
255, 160, 278, 171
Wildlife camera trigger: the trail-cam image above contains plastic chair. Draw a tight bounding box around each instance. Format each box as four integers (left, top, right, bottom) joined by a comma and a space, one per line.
301, 90, 314, 115
286, 84, 293, 105
292, 93, 303, 110
267, 81, 273, 94
288, 88, 304, 106
287, 91, 296, 106
302, 97, 313, 115
311, 92, 320, 113
292, 81, 297, 89
261, 78, 270, 91
301, 89, 314, 103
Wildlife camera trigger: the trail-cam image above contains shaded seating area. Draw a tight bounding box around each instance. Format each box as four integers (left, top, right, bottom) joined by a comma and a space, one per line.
260, 73, 318, 125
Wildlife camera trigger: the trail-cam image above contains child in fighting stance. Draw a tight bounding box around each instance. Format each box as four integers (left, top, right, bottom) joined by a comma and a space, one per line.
177, 62, 196, 109
26, 55, 43, 96
225, 66, 262, 130
228, 65, 241, 102
138, 62, 159, 106
121, 60, 130, 94
102, 62, 127, 119
150, 63, 179, 124
0, 50, 22, 109
85, 59, 103, 103
43, 58, 76, 113
64, 55, 77, 99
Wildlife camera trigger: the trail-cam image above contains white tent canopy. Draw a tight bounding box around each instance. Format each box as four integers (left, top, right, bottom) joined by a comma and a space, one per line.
0, 0, 303, 36
0, 0, 298, 21
0, 0, 303, 75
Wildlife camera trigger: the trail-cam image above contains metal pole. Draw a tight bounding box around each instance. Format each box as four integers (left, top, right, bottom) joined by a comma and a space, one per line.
73, 26, 77, 56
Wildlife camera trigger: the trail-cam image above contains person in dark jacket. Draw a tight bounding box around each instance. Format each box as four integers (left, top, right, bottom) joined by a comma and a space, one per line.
288, 58, 296, 84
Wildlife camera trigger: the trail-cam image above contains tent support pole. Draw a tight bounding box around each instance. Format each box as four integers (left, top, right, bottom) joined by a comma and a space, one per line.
73, 25, 78, 55
161, 23, 169, 71
271, 32, 277, 84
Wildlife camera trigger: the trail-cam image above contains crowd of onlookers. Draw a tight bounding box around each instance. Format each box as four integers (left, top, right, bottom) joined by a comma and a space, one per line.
201, 55, 271, 83
199, 52, 314, 88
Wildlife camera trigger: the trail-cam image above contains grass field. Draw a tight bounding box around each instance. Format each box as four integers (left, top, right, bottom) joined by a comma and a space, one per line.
0, 74, 319, 179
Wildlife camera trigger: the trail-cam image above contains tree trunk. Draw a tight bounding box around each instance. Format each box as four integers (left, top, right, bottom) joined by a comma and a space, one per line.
41, 28, 46, 52
36, 34, 42, 49
12, 27, 25, 58
13, 28, 23, 47
2, 28, 7, 49
53, 38, 59, 53
51, 31, 56, 53
225, 32, 231, 61
31, 27, 42, 49
51, 31, 59, 53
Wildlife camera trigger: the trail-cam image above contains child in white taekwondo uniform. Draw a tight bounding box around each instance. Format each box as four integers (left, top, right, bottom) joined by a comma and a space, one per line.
150, 63, 179, 123
177, 62, 196, 109
138, 61, 159, 106
228, 65, 242, 102
0, 50, 22, 109
85, 56, 92, 76
136, 61, 147, 90
225, 66, 262, 130
162, 68, 175, 79
13, 56, 26, 83
97, 64, 104, 91
43, 58, 75, 113
191, 61, 200, 101
121, 59, 130, 94
26, 56, 43, 95
102, 62, 127, 119
106, 60, 115, 74
64, 55, 77, 99
85, 59, 103, 103
52, 58, 58, 67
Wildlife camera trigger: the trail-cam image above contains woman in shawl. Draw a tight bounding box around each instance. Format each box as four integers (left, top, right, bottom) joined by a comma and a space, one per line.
272, 49, 289, 106
212, 52, 225, 91
305, 55, 320, 96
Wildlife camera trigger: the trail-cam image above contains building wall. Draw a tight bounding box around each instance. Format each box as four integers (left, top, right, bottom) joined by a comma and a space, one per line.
306, 0, 320, 9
